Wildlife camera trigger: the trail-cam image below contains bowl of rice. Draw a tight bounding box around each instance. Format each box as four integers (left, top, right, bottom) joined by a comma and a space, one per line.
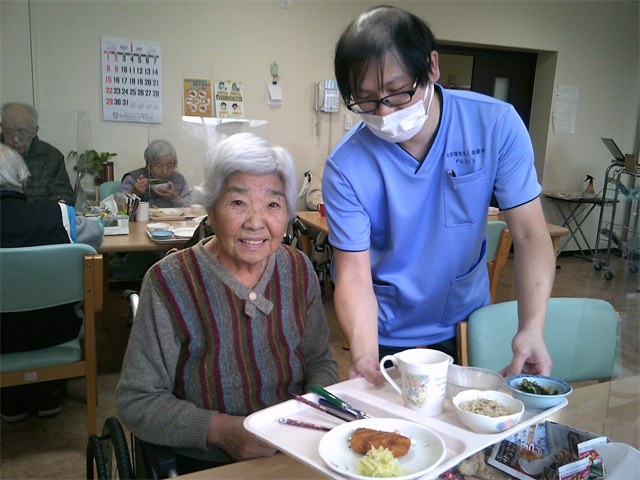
452, 390, 524, 434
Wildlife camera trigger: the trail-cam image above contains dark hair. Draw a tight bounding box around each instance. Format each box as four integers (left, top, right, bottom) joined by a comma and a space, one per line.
334, 6, 438, 103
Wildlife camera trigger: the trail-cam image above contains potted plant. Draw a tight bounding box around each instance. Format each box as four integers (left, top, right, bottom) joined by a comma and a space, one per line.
68, 149, 117, 185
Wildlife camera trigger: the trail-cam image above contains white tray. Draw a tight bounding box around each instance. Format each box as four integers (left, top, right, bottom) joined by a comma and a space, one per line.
244, 370, 567, 480
145, 230, 189, 245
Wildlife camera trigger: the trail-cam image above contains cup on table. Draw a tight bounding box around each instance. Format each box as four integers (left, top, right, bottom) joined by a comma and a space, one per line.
380, 348, 453, 416
317, 203, 326, 217
136, 202, 150, 222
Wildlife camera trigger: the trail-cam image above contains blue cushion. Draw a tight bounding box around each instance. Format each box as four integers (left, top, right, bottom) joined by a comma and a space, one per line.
0, 338, 82, 374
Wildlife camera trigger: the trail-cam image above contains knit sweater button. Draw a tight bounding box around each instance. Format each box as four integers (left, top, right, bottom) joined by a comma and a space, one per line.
248, 292, 257, 301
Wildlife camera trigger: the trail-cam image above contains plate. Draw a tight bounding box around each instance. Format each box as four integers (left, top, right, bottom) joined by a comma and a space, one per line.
317, 418, 446, 480
150, 208, 185, 217
173, 227, 196, 239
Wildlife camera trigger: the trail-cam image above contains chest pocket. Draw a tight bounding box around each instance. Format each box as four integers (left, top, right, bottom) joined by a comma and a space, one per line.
443, 170, 488, 226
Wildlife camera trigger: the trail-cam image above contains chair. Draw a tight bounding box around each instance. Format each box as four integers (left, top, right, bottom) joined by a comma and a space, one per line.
98, 180, 122, 201
0, 244, 103, 436
460, 298, 619, 382
455, 221, 512, 364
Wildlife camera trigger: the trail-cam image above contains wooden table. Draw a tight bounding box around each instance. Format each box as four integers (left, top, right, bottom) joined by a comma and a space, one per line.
178, 376, 639, 478
297, 211, 570, 257
97, 219, 197, 305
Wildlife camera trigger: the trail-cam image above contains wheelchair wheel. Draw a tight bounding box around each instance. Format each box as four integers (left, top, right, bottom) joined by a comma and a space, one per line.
87, 434, 108, 480
101, 417, 134, 479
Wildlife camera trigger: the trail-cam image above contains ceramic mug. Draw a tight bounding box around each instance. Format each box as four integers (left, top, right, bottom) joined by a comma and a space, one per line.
380, 349, 453, 416
136, 202, 150, 222
317, 203, 326, 217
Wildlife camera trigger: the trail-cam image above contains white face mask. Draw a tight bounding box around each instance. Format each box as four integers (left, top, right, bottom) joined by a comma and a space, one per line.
361, 83, 435, 143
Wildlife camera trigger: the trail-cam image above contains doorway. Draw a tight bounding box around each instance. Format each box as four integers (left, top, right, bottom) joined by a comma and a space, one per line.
439, 45, 538, 127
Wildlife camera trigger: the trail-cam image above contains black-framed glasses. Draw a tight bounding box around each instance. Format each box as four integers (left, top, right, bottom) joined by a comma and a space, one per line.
346, 78, 419, 114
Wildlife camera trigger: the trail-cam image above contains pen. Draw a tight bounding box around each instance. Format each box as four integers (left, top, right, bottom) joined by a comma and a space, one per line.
448, 169, 458, 190
278, 417, 332, 432
294, 394, 355, 422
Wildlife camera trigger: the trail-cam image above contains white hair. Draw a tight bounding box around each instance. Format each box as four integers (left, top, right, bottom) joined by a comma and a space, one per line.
195, 133, 297, 219
1, 102, 39, 129
144, 139, 178, 166
0, 144, 30, 191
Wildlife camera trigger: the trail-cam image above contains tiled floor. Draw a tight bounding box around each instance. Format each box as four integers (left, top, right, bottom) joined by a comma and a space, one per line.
1, 253, 638, 479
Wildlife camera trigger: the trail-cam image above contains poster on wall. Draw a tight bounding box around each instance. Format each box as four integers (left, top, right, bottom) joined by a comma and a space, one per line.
183, 78, 213, 117
101, 37, 162, 124
215, 79, 244, 119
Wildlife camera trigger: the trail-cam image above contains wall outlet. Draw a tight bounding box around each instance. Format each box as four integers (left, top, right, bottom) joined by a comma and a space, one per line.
344, 114, 354, 131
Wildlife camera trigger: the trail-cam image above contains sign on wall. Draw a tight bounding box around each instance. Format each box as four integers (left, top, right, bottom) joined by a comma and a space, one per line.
101, 37, 162, 124
183, 78, 213, 117
215, 79, 244, 119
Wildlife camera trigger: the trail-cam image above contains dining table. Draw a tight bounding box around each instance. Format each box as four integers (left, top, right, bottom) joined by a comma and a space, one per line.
96, 210, 204, 306
177, 375, 639, 479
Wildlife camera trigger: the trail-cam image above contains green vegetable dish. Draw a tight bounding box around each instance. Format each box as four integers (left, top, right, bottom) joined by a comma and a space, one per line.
517, 379, 559, 395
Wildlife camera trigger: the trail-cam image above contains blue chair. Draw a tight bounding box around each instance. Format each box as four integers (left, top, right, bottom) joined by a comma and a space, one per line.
464, 298, 619, 382
0, 244, 103, 435
98, 180, 121, 201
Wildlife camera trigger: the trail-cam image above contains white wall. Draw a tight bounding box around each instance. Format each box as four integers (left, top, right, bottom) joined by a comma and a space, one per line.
2, 1, 639, 237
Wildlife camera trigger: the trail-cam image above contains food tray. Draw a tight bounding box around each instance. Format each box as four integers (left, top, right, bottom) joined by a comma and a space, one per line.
244, 370, 567, 480
145, 230, 189, 245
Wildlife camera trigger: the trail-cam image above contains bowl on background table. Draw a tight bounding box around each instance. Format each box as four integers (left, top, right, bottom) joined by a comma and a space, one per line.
146, 223, 170, 232
149, 230, 174, 241
150, 182, 170, 192
446, 365, 505, 400
452, 389, 524, 434
506, 374, 572, 412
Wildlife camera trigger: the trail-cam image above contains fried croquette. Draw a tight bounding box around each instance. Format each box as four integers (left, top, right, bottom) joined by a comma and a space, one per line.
350, 428, 411, 458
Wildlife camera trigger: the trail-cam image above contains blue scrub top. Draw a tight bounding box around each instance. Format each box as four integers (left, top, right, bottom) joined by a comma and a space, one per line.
323, 85, 541, 347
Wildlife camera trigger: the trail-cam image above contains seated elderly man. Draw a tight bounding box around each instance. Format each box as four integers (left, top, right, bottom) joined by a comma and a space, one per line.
0, 144, 103, 422
119, 139, 191, 208
0, 103, 74, 204
116, 133, 339, 474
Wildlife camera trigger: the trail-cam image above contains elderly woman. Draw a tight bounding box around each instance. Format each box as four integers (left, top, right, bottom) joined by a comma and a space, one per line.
119, 139, 191, 207
116, 133, 339, 474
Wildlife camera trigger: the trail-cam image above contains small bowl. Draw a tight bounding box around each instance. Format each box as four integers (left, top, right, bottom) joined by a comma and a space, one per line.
453, 390, 524, 434
446, 365, 505, 399
146, 223, 170, 232
506, 375, 572, 412
150, 182, 170, 192
173, 227, 196, 239
150, 230, 174, 240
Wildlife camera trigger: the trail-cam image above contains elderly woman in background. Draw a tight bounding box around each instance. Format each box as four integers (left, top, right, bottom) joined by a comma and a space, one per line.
116, 133, 339, 474
119, 139, 191, 208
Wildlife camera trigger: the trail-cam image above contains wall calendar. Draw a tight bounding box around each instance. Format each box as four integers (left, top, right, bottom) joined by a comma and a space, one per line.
101, 37, 162, 124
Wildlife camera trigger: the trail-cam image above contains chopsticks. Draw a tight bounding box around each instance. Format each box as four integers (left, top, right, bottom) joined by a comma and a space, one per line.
279, 418, 332, 432
294, 395, 355, 422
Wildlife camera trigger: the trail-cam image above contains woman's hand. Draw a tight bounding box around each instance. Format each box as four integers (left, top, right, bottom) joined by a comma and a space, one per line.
130, 174, 149, 197
154, 181, 180, 202
206, 413, 277, 461
500, 329, 552, 377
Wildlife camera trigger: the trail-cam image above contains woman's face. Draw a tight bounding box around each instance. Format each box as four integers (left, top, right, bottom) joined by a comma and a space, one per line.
149, 154, 175, 182
208, 172, 288, 272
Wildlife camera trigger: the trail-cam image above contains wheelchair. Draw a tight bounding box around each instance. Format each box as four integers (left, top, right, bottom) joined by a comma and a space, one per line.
86, 291, 180, 479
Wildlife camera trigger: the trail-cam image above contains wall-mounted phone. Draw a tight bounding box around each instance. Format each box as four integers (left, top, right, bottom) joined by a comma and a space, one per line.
316, 80, 339, 113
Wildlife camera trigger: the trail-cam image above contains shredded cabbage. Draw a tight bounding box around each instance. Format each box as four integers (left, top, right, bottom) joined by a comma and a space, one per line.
356, 446, 411, 478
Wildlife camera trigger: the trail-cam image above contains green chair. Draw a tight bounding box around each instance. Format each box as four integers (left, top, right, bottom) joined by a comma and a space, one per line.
0, 244, 103, 435
98, 180, 121, 201
464, 298, 619, 383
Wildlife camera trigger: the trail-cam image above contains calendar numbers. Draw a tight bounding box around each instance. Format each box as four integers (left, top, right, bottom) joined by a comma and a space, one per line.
101, 37, 162, 123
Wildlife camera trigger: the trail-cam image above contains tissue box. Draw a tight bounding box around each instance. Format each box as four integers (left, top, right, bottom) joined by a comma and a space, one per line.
103, 215, 130, 235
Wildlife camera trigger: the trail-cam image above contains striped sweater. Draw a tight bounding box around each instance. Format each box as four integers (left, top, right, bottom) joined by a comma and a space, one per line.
116, 240, 339, 462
